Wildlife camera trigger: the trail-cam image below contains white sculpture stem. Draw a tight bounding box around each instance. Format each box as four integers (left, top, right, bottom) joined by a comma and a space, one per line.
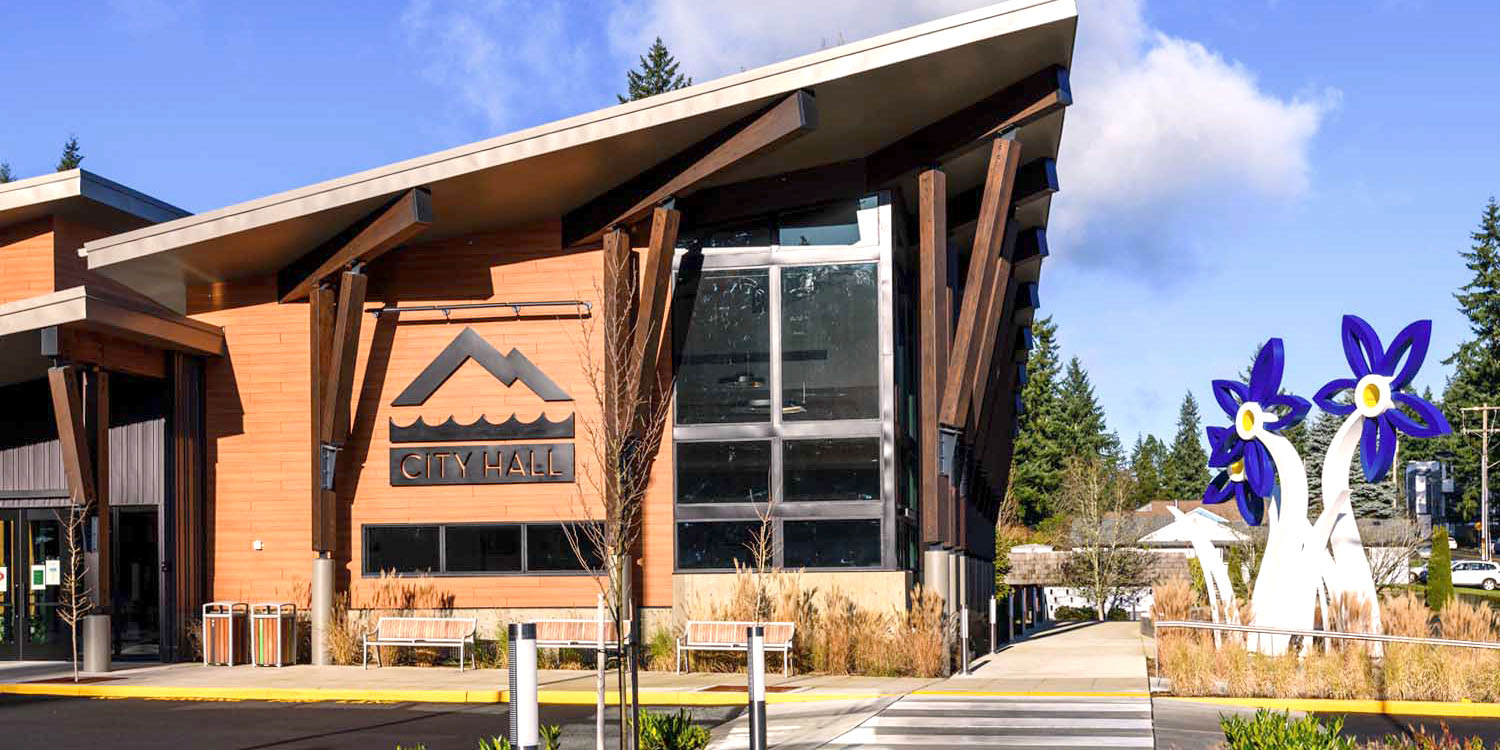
1248, 431, 1315, 655
1168, 506, 1237, 647
1307, 413, 1382, 641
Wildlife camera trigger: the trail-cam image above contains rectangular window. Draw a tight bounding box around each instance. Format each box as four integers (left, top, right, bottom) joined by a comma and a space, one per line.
783, 438, 880, 502
674, 269, 772, 425
676, 521, 760, 570
776, 201, 861, 247
527, 523, 600, 572
676, 441, 772, 504
365, 525, 441, 574
445, 525, 522, 573
680, 216, 772, 249
780, 263, 879, 421
783, 520, 880, 568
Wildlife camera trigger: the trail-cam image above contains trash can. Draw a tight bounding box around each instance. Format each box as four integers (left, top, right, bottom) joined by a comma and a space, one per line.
203, 601, 249, 666
251, 602, 298, 667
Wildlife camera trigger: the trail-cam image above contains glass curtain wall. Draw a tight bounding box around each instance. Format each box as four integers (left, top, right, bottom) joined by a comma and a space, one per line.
672, 194, 895, 571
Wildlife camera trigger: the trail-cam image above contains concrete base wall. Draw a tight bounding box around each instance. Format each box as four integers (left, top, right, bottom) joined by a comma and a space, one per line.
670, 570, 914, 620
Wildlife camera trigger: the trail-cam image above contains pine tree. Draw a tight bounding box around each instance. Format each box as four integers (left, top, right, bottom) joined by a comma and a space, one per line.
618, 38, 693, 103
1301, 408, 1399, 519
1130, 434, 1168, 505
1056, 356, 1114, 461
0, 162, 12, 183
1440, 198, 1500, 521
1009, 316, 1065, 525
1163, 392, 1208, 500
56, 135, 83, 171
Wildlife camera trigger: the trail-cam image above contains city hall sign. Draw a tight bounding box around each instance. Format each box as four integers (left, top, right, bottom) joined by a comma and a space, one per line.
388, 327, 574, 485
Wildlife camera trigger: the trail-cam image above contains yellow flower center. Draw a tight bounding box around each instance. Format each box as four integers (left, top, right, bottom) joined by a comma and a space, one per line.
1361, 382, 1381, 409
1240, 409, 1255, 432
1230, 458, 1245, 477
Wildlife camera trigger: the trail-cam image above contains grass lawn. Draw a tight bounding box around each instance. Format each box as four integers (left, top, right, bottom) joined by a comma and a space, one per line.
1391, 582, 1500, 604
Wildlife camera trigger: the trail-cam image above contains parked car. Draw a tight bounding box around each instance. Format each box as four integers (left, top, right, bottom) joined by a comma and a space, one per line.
1451, 561, 1500, 591
1417, 536, 1460, 559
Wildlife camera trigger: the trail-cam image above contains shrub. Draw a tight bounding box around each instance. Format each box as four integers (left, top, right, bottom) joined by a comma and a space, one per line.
644, 626, 676, 671
1366, 722, 1495, 749
540, 724, 561, 750
478, 737, 510, 750
1427, 529, 1454, 611
1219, 709, 1356, 750
638, 709, 710, 750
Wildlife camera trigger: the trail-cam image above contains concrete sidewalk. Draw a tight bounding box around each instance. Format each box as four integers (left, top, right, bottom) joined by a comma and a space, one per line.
0, 659, 935, 705
948, 620, 1151, 695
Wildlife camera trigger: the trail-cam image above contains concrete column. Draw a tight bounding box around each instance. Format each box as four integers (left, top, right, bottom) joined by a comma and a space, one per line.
924, 549, 951, 611
83, 614, 111, 673
947, 552, 960, 614
311, 554, 335, 665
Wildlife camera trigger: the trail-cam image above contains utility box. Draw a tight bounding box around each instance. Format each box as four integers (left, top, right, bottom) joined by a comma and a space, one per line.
203, 601, 249, 666
251, 602, 298, 667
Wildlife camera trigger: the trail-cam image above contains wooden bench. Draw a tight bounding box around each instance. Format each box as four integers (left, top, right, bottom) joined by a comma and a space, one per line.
676, 620, 795, 676
534, 619, 632, 651
363, 616, 477, 671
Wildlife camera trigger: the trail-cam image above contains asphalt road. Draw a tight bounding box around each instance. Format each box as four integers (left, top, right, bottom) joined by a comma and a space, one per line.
0, 695, 739, 750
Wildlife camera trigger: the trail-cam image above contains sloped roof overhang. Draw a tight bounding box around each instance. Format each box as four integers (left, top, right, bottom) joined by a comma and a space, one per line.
0, 286, 224, 357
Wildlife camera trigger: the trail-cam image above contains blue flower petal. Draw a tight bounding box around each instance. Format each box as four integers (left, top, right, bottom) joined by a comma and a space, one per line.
1341, 315, 1383, 379
1262, 393, 1311, 431
1248, 339, 1286, 402
1359, 415, 1398, 482
1314, 378, 1358, 415
1388, 392, 1452, 438
1202, 471, 1234, 505
1384, 320, 1432, 389
1236, 483, 1265, 527
1206, 426, 1244, 467
1243, 440, 1274, 497
1212, 379, 1250, 419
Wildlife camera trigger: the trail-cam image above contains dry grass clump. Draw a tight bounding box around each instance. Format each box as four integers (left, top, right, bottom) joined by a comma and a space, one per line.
1152, 580, 1195, 623
322, 572, 458, 666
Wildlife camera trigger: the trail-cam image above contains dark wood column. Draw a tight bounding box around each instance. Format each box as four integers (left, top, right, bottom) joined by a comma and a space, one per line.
89, 369, 112, 612
917, 168, 949, 547
309, 284, 336, 553
166, 352, 206, 661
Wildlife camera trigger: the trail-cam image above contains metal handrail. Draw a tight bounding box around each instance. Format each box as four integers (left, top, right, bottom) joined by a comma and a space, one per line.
367, 300, 592, 317
1155, 619, 1500, 650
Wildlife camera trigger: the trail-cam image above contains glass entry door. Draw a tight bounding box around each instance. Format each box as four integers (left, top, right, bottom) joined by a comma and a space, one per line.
0, 508, 70, 660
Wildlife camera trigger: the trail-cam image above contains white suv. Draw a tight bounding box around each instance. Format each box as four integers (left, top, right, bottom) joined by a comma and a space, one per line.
1451, 561, 1500, 591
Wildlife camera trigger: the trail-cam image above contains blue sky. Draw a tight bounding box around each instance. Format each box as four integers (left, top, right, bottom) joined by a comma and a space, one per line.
2, 0, 1496, 448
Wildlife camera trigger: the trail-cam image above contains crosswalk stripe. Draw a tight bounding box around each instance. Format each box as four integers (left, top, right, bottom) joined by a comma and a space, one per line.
866, 716, 1152, 730
825, 693, 1154, 748
884, 700, 1150, 712
824, 728, 1155, 747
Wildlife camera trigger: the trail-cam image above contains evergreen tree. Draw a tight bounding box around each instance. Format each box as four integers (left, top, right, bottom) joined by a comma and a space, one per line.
1130, 434, 1169, 505
1427, 527, 1454, 611
1440, 198, 1500, 521
0, 162, 12, 183
56, 135, 83, 171
1163, 392, 1208, 500
1301, 408, 1399, 519
1056, 356, 1114, 461
618, 37, 693, 103
1009, 317, 1065, 525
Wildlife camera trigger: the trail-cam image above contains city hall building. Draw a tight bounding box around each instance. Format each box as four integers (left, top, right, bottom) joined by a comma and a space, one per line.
0, 0, 1075, 661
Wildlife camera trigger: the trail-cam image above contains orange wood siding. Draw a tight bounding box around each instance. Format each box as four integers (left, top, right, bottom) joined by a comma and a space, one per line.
0, 218, 56, 305
188, 221, 677, 609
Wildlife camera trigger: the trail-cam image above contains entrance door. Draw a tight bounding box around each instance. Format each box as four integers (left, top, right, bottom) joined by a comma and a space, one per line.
0, 508, 71, 660
113, 507, 160, 659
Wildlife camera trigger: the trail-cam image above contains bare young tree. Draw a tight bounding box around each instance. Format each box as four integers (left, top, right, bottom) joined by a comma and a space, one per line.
565, 229, 676, 750
1057, 455, 1154, 620
55, 498, 93, 682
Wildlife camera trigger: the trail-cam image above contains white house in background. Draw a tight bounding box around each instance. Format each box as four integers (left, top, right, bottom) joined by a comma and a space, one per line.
1139, 506, 1250, 546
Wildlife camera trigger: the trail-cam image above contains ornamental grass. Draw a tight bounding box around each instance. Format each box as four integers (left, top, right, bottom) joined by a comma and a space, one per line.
1153, 584, 1500, 702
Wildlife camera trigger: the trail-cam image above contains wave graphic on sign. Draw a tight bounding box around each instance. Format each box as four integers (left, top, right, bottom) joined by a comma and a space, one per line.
389, 414, 575, 443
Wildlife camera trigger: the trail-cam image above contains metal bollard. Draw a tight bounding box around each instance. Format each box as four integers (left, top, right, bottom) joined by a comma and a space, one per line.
508, 623, 540, 750
989, 597, 997, 655
960, 606, 970, 674
747, 625, 767, 750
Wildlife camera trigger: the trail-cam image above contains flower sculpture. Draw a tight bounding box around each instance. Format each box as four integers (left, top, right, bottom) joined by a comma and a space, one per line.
1312, 316, 1451, 481
1201, 338, 1311, 526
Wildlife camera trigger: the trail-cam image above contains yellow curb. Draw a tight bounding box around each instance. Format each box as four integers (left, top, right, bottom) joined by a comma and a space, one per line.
1158, 696, 1500, 718
913, 689, 1151, 698
0, 683, 888, 706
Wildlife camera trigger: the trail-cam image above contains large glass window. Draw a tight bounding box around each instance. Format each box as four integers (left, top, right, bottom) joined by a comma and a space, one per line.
676, 441, 771, 504
676, 521, 760, 570
783, 520, 880, 568
783, 438, 880, 502
365, 525, 441, 574
528, 524, 601, 571
780, 264, 879, 421
445, 525, 522, 573
675, 269, 771, 424
777, 202, 861, 247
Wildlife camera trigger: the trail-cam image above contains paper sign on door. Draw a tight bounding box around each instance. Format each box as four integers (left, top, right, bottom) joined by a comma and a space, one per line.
44, 559, 60, 586
30, 565, 44, 591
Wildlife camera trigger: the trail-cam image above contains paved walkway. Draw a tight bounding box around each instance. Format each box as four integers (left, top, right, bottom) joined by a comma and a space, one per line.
826, 692, 1155, 748
955, 620, 1151, 694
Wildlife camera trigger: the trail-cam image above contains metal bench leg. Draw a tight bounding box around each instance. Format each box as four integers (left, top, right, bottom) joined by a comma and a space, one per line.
783, 648, 789, 678
459, 643, 464, 673
362, 638, 368, 670
676, 642, 682, 674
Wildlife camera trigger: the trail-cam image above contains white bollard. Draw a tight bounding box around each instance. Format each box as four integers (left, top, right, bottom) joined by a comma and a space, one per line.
989, 597, 997, 655
509, 622, 540, 750
960, 606, 970, 674
747, 625, 767, 750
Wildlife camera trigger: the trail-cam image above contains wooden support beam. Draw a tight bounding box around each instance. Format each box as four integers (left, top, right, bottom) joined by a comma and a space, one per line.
627, 208, 682, 411
677, 159, 866, 229
967, 226, 1020, 427
90, 369, 112, 611
939, 137, 1021, 429
866, 66, 1069, 187
564, 91, 817, 247
48, 365, 96, 505
319, 271, 368, 446
309, 284, 336, 553
948, 158, 1058, 232
917, 168, 950, 546
602, 228, 635, 442
280, 188, 432, 302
